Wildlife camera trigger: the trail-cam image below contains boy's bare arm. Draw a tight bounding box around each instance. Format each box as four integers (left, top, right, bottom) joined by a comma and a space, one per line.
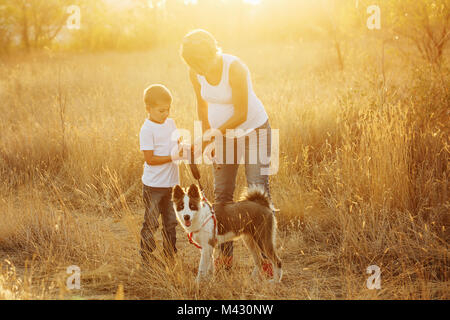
143, 150, 173, 166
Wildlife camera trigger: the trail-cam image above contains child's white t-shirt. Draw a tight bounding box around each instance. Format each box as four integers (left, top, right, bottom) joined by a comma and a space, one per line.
139, 118, 180, 188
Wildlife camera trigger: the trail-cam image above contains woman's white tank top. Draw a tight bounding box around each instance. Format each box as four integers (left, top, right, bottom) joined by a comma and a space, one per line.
197, 54, 268, 133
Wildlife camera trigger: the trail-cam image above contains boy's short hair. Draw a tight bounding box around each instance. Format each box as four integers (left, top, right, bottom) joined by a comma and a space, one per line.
144, 84, 173, 108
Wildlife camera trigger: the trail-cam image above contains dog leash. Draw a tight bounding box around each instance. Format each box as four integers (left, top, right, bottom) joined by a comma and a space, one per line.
186, 187, 218, 250
185, 149, 218, 249
187, 211, 217, 249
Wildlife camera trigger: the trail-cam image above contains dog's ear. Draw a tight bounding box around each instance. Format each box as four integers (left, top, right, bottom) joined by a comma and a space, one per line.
187, 184, 200, 199
172, 185, 185, 201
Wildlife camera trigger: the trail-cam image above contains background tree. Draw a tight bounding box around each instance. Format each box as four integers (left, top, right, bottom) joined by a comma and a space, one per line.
384, 0, 450, 67
0, 3, 15, 53
3, 0, 75, 51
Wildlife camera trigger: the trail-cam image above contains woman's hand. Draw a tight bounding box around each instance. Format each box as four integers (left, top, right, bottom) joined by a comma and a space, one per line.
191, 138, 206, 160
191, 138, 216, 163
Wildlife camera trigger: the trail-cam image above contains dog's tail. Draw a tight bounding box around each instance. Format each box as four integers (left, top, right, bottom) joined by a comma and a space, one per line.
243, 185, 271, 209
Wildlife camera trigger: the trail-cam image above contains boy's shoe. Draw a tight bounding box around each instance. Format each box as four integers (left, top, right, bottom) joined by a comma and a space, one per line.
261, 260, 274, 278
215, 255, 233, 272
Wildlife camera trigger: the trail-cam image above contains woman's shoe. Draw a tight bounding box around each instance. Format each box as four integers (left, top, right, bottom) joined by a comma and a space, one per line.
261, 260, 274, 278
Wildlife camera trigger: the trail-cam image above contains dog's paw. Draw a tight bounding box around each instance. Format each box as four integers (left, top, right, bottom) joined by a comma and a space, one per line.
268, 278, 282, 285
208, 265, 215, 276
251, 267, 261, 279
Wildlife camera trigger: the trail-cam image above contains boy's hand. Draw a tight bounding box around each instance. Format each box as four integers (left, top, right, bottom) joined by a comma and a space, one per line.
171, 143, 190, 162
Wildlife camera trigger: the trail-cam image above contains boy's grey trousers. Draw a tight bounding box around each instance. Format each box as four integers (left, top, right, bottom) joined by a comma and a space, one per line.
140, 185, 178, 262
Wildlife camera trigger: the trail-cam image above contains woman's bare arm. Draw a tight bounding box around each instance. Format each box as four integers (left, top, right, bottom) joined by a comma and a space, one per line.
189, 68, 211, 132
218, 60, 248, 135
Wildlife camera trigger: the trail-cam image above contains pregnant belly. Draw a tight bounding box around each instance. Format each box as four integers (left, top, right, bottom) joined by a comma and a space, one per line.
208, 103, 235, 129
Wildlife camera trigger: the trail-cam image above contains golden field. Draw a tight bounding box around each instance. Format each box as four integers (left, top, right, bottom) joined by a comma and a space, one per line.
0, 40, 448, 299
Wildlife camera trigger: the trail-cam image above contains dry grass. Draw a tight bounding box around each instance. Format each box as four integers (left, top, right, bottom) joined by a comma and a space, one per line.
0, 41, 448, 299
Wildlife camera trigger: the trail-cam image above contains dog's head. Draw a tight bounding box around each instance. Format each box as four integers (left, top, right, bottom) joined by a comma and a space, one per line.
172, 184, 202, 230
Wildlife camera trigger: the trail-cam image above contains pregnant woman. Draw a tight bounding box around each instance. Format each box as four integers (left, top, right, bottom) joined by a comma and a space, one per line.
181, 29, 276, 275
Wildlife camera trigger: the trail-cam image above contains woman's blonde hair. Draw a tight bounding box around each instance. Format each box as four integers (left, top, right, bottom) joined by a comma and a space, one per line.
181, 29, 222, 64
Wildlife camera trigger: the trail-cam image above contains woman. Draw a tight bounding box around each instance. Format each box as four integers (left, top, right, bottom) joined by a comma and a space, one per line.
181, 29, 275, 274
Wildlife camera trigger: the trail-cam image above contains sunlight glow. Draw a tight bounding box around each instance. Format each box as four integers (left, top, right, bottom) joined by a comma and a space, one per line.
184, 0, 198, 5
244, 0, 262, 6
244, 0, 262, 5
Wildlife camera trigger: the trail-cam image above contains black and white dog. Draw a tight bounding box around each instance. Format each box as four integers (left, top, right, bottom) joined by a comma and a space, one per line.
172, 184, 282, 284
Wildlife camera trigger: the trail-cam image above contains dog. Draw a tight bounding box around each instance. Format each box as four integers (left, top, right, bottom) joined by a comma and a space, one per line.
172, 184, 282, 284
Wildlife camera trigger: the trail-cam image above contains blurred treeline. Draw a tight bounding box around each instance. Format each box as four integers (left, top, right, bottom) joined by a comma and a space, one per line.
0, 0, 449, 64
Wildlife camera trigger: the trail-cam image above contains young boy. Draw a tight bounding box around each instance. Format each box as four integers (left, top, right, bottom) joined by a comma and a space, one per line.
139, 84, 186, 265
